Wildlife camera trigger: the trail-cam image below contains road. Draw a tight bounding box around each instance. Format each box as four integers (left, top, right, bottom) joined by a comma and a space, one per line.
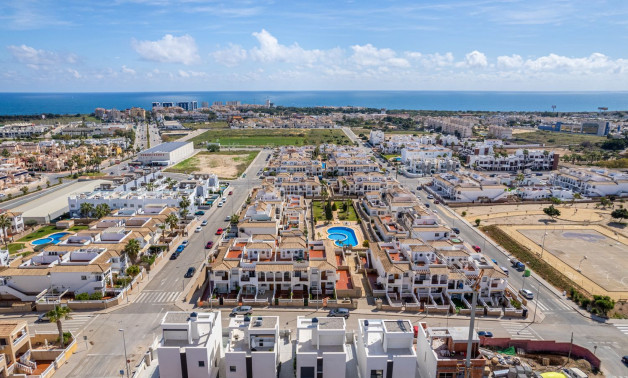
50, 149, 271, 377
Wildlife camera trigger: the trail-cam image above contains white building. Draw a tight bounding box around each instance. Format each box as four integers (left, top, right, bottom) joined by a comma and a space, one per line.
549, 167, 628, 197
225, 316, 280, 378
137, 141, 194, 166
355, 319, 417, 378
431, 172, 510, 203
369, 130, 385, 146
296, 317, 348, 378
467, 149, 558, 172
157, 311, 223, 378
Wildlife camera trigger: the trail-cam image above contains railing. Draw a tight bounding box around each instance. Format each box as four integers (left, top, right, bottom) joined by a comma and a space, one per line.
13, 332, 27, 346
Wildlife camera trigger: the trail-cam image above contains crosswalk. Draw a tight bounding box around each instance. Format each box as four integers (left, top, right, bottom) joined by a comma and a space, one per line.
134, 291, 180, 304
532, 299, 572, 314
63, 314, 98, 335
613, 324, 628, 337
499, 320, 543, 340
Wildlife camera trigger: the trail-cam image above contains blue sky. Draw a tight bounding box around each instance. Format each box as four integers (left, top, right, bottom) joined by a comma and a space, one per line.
2, 0, 628, 91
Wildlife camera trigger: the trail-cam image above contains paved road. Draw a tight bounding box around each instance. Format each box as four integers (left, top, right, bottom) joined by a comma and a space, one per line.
52, 149, 271, 377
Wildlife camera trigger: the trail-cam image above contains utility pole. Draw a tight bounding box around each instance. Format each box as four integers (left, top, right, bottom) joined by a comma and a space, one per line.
464, 289, 478, 378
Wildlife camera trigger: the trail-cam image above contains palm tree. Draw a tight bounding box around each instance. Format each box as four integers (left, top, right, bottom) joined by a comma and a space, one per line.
124, 239, 141, 264
94, 203, 111, 219
157, 223, 167, 242
46, 305, 72, 348
179, 197, 191, 212
80, 203, 94, 218
0, 214, 11, 247
165, 213, 178, 232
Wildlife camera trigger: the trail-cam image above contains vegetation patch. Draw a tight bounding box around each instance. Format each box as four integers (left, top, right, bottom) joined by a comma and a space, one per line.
190, 128, 350, 148
7, 243, 25, 254
18, 225, 59, 242
166, 150, 259, 179
161, 133, 186, 142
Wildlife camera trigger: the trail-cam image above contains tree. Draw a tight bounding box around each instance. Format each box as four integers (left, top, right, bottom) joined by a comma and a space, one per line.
474, 219, 481, 227
461, 211, 467, 217
515, 173, 525, 187
611, 208, 628, 223
179, 197, 191, 212
20, 186, 28, 195
1, 149, 10, 158
230, 214, 240, 224
126, 265, 141, 277
550, 197, 562, 205
592, 295, 615, 316
94, 203, 110, 218
46, 305, 72, 348
207, 144, 220, 152
80, 203, 94, 218
543, 205, 561, 220
46, 180, 51, 188
124, 239, 141, 264
0, 214, 11, 247
600, 197, 612, 208
165, 213, 178, 232
362, 240, 370, 248
324, 200, 333, 221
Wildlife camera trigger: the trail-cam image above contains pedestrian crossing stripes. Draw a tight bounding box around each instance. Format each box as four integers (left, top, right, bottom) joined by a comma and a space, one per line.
614, 324, 628, 336
63, 314, 98, 334
499, 321, 543, 340
134, 291, 179, 303
532, 299, 572, 313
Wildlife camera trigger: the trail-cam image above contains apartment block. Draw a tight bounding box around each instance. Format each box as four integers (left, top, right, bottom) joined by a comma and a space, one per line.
549, 167, 628, 197
225, 316, 279, 378
296, 317, 348, 378
355, 319, 417, 378
430, 172, 510, 203
416, 323, 486, 378
467, 149, 559, 172
157, 311, 222, 378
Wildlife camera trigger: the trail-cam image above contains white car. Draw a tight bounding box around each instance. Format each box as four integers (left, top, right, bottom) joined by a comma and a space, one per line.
195, 226, 202, 233
519, 289, 534, 300
217, 203, 223, 207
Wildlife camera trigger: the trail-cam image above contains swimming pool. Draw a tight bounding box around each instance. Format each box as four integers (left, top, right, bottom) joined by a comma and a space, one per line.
31, 232, 71, 246
327, 226, 358, 247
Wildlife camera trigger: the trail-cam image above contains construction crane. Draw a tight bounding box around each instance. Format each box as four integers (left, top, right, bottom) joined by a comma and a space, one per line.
433, 250, 485, 378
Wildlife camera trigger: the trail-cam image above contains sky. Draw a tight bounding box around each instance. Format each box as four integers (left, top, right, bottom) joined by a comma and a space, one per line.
1, 0, 628, 92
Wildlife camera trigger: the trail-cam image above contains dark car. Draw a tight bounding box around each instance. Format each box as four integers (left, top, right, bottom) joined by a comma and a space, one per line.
472, 245, 481, 252
195, 210, 205, 216
622, 355, 628, 365
184, 267, 196, 278
170, 252, 179, 260
205, 241, 214, 249
328, 308, 350, 318
452, 227, 460, 234
424, 203, 430, 208
478, 331, 493, 338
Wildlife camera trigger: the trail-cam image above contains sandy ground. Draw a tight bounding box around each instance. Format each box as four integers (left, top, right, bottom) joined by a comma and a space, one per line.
195, 154, 248, 178
511, 128, 536, 135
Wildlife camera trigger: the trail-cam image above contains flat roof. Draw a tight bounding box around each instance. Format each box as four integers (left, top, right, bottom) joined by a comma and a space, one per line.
140, 141, 191, 154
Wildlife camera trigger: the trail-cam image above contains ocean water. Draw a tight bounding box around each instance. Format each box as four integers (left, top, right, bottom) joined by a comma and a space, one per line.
0, 91, 627, 115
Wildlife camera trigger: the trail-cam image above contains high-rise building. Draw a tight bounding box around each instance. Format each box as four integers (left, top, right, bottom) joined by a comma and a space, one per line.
191, 101, 198, 110
152, 102, 161, 108
213, 101, 223, 106
177, 102, 190, 111
201, 101, 209, 108
162, 102, 174, 108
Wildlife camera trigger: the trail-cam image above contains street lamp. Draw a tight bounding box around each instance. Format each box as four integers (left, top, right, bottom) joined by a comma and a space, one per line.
540, 231, 549, 258
577, 256, 587, 272
118, 329, 130, 378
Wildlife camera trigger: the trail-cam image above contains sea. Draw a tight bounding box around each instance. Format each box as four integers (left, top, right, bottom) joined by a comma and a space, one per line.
1, 91, 627, 115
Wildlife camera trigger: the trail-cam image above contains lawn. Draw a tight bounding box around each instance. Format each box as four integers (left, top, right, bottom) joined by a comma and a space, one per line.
510, 130, 606, 150
69, 225, 89, 231
18, 225, 58, 242
190, 129, 350, 148
336, 200, 358, 221
383, 154, 401, 162
161, 133, 186, 142
7, 243, 25, 254
166, 150, 259, 179
312, 201, 326, 222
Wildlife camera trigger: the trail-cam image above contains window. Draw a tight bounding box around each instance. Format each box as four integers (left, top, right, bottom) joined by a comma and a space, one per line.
370, 370, 383, 378
81, 276, 87, 280
230, 366, 237, 372
198, 361, 205, 367
438, 373, 454, 378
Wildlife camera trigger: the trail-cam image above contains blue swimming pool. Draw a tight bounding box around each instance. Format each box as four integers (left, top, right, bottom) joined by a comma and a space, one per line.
327, 227, 358, 247
31, 232, 71, 246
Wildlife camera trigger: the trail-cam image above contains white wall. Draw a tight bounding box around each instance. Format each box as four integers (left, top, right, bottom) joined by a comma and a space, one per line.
157, 347, 184, 378
186, 347, 211, 378
225, 351, 247, 378
252, 351, 277, 378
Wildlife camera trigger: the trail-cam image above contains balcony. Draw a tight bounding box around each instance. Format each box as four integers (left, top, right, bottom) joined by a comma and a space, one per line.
13, 332, 27, 347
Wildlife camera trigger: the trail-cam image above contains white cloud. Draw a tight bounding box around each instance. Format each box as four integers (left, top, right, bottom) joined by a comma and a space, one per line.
350, 44, 410, 68
178, 69, 208, 78
497, 54, 523, 69
464, 50, 488, 68
121, 65, 136, 75
7, 44, 77, 68
67, 68, 81, 79
211, 44, 247, 67
132, 34, 200, 65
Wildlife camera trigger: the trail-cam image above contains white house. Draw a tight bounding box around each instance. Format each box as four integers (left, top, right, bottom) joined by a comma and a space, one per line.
369, 130, 385, 146
137, 141, 194, 166
225, 316, 280, 378
157, 311, 223, 378
296, 317, 348, 378
355, 319, 417, 378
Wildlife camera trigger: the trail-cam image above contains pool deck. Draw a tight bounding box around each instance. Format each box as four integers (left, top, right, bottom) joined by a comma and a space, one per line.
316, 222, 365, 248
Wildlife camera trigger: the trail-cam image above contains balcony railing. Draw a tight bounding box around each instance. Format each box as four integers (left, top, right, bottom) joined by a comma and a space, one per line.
13, 332, 27, 346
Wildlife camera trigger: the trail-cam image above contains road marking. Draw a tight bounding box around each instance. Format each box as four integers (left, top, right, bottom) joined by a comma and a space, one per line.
135, 291, 179, 303
613, 324, 628, 336
500, 321, 541, 340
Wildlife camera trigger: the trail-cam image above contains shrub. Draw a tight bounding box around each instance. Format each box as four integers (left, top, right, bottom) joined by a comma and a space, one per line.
57, 332, 72, 345
461, 211, 467, 217
331, 202, 338, 211
362, 240, 370, 247
474, 219, 481, 227
74, 292, 89, 300
89, 292, 103, 300
126, 265, 140, 277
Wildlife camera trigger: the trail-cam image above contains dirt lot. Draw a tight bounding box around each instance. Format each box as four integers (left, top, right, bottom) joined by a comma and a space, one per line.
166, 151, 258, 179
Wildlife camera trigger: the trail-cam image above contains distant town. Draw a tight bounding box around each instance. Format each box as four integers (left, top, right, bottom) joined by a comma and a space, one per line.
0, 100, 625, 378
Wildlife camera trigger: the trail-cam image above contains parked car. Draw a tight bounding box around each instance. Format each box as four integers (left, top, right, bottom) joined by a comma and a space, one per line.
416, 186, 422, 190
229, 190, 233, 195
424, 203, 430, 208
472, 245, 481, 252
478, 331, 494, 338
181, 240, 189, 247
195, 226, 202, 233
195, 210, 205, 216
433, 209, 438, 213
170, 252, 179, 260
242, 173, 246, 178
184, 267, 196, 278
230, 305, 253, 317
622, 355, 628, 365
328, 308, 350, 318
216, 228, 223, 235
427, 194, 434, 199
201, 220, 208, 226
413, 325, 419, 338
500, 266, 509, 275
520, 289, 534, 300
205, 241, 214, 249
452, 227, 460, 234
434, 200, 440, 204
514, 262, 526, 271
217, 203, 224, 207
491, 258, 498, 264
36, 313, 49, 323
176, 245, 185, 253
225, 216, 231, 222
